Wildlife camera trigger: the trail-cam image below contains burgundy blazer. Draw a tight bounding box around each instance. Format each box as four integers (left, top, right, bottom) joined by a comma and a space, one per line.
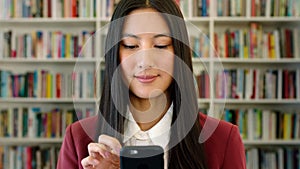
57, 113, 246, 169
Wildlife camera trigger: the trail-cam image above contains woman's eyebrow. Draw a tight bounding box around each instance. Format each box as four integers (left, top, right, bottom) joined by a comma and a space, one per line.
153, 33, 171, 38
121, 33, 171, 39
122, 33, 140, 39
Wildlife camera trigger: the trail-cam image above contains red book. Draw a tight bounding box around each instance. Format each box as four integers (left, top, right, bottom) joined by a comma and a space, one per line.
214, 33, 219, 57
205, 73, 210, 98
26, 147, 32, 169
251, 70, 256, 99
74, 35, 78, 58
56, 73, 61, 98
72, 0, 77, 17
47, 0, 52, 17
251, 0, 256, 16
288, 71, 295, 98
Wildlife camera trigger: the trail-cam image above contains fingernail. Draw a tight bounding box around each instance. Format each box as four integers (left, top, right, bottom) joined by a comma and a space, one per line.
93, 159, 100, 165
105, 151, 111, 158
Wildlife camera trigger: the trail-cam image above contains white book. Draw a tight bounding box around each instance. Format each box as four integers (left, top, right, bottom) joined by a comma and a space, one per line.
236, 68, 244, 99
297, 0, 300, 16
0, 0, 2, 18
230, 0, 236, 16
17, 107, 23, 138
277, 148, 284, 169
36, 149, 42, 169
273, 29, 281, 59
43, 30, 48, 59
16, 147, 22, 169
43, 0, 48, 18
247, 108, 254, 140
265, 0, 271, 17
244, 69, 253, 99
26, 35, 32, 58
262, 33, 268, 58
236, 0, 241, 16
258, 69, 264, 98
11, 30, 16, 58
0, 32, 3, 59
293, 28, 299, 58
82, 69, 88, 98
270, 111, 277, 139
9, 147, 16, 169
277, 69, 282, 99
17, 0, 23, 18
254, 69, 260, 99
90, 0, 94, 18
79, 0, 84, 17
252, 148, 259, 169
246, 0, 251, 17
8, 108, 13, 137
262, 109, 270, 140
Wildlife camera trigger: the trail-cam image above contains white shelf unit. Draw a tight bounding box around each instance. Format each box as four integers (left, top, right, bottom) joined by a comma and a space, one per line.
0, 0, 299, 168
0, 10, 103, 150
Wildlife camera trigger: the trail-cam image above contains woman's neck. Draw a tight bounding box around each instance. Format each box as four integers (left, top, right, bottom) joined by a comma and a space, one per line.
129, 92, 172, 131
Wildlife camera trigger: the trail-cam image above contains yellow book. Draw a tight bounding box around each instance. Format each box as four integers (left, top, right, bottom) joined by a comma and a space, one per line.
65, 111, 73, 128
66, 33, 71, 58
46, 73, 52, 98
46, 112, 52, 138
243, 30, 249, 58
283, 113, 291, 140
269, 34, 275, 59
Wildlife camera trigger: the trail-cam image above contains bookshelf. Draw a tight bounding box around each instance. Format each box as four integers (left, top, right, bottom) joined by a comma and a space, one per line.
0, 0, 300, 168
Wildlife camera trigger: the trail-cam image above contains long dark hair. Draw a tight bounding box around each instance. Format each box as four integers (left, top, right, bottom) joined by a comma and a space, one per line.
96, 0, 207, 168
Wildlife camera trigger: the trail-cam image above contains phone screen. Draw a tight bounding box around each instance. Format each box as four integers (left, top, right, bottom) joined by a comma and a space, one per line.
120, 145, 164, 169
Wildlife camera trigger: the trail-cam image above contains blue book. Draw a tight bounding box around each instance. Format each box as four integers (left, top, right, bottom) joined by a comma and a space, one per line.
202, 0, 207, 16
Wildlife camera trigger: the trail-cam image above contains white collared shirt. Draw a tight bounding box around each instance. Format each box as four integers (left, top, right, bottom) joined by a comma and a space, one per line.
123, 104, 173, 169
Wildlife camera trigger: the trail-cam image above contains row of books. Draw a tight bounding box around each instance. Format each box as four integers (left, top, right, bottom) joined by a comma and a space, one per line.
220, 108, 300, 140
190, 34, 210, 58
0, 0, 97, 19
195, 71, 210, 98
246, 147, 300, 169
0, 69, 96, 99
214, 23, 300, 59
215, 69, 299, 99
216, 0, 300, 17
0, 106, 95, 138
0, 145, 59, 169
191, 0, 210, 17
0, 30, 95, 59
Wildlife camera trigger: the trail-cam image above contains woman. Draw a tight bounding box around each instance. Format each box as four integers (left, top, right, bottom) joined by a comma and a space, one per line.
57, 0, 246, 169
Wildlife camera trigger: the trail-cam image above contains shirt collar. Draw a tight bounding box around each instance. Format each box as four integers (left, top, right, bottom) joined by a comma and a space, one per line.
123, 103, 173, 148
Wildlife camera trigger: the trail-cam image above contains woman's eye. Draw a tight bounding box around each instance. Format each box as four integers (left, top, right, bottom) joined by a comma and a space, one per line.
122, 44, 138, 49
154, 45, 169, 49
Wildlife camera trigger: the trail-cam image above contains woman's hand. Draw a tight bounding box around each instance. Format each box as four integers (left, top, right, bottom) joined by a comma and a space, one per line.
81, 135, 122, 169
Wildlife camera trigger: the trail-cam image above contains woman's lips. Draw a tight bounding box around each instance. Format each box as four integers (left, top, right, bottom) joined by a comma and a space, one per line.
135, 74, 158, 83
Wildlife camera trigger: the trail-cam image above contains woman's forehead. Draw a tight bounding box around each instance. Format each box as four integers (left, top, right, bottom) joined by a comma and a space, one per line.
122, 8, 170, 35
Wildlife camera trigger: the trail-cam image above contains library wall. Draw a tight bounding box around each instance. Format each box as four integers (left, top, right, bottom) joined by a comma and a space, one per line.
0, 0, 300, 169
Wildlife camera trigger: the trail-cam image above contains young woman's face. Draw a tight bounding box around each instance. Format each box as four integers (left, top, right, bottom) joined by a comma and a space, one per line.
119, 8, 174, 99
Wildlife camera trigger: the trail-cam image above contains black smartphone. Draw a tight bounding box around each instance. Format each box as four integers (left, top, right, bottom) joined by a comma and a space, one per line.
120, 145, 164, 169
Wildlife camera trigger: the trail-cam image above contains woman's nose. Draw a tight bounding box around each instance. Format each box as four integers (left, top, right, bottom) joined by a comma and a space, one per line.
136, 49, 156, 69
